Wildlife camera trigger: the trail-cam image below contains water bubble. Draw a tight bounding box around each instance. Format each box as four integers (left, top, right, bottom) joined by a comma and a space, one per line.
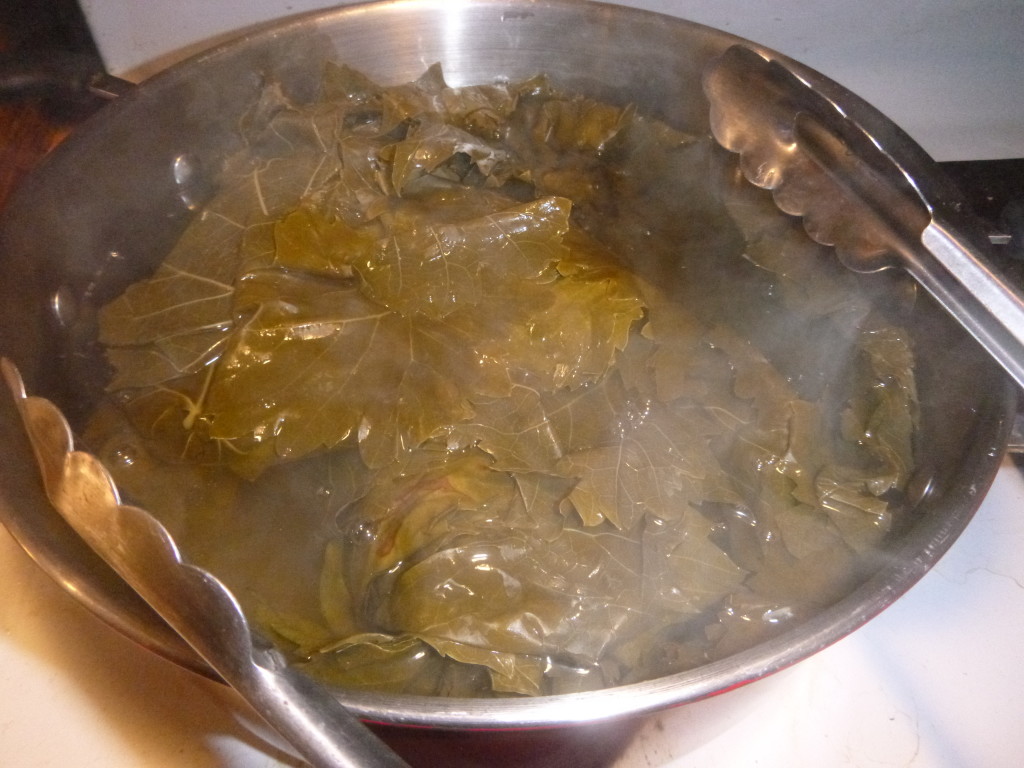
173, 153, 214, 211
110, 443, 139, 468
500, 10, 534, 21
762, 606, 794, 624
50, 287, 77, 327
730, 507, 757, 527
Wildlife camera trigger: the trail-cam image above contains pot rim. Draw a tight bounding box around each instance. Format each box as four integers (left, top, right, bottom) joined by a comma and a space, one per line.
0, 0, 1015, 729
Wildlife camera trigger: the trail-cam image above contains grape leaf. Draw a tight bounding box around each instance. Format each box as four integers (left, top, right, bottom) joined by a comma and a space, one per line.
321, 444, 743, 695
201, 271, 505, 470
384, 118, 514, 193
358, 195, 572, 320
446, 259, 644, 391
299, 633, 468, 696
271, 205, 378, 278
558, 399, 725, 530
99, 92, 346, 388
378, 62, 519, 138
447, 372, 631, 473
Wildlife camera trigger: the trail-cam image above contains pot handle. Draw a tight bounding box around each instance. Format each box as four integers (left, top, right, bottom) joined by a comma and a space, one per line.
0, 50, 132, 113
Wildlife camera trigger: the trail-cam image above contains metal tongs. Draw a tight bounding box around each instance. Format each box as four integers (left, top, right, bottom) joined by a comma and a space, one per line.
1, 360, 409, 768
703, 45, 1024, 390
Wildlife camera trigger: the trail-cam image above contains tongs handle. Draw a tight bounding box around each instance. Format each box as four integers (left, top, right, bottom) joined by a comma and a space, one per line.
915, 219, 1024, 389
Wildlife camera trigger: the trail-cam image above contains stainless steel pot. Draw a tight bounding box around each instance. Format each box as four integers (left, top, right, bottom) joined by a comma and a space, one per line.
0, 0, 1015, 731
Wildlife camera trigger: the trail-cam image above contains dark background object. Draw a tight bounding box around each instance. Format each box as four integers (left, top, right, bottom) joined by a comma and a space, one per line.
0, 0, 98, 57
943, 159, 1024, 264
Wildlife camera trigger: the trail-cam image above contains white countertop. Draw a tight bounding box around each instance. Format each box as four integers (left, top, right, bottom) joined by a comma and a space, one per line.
3, 458, 1023, 767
